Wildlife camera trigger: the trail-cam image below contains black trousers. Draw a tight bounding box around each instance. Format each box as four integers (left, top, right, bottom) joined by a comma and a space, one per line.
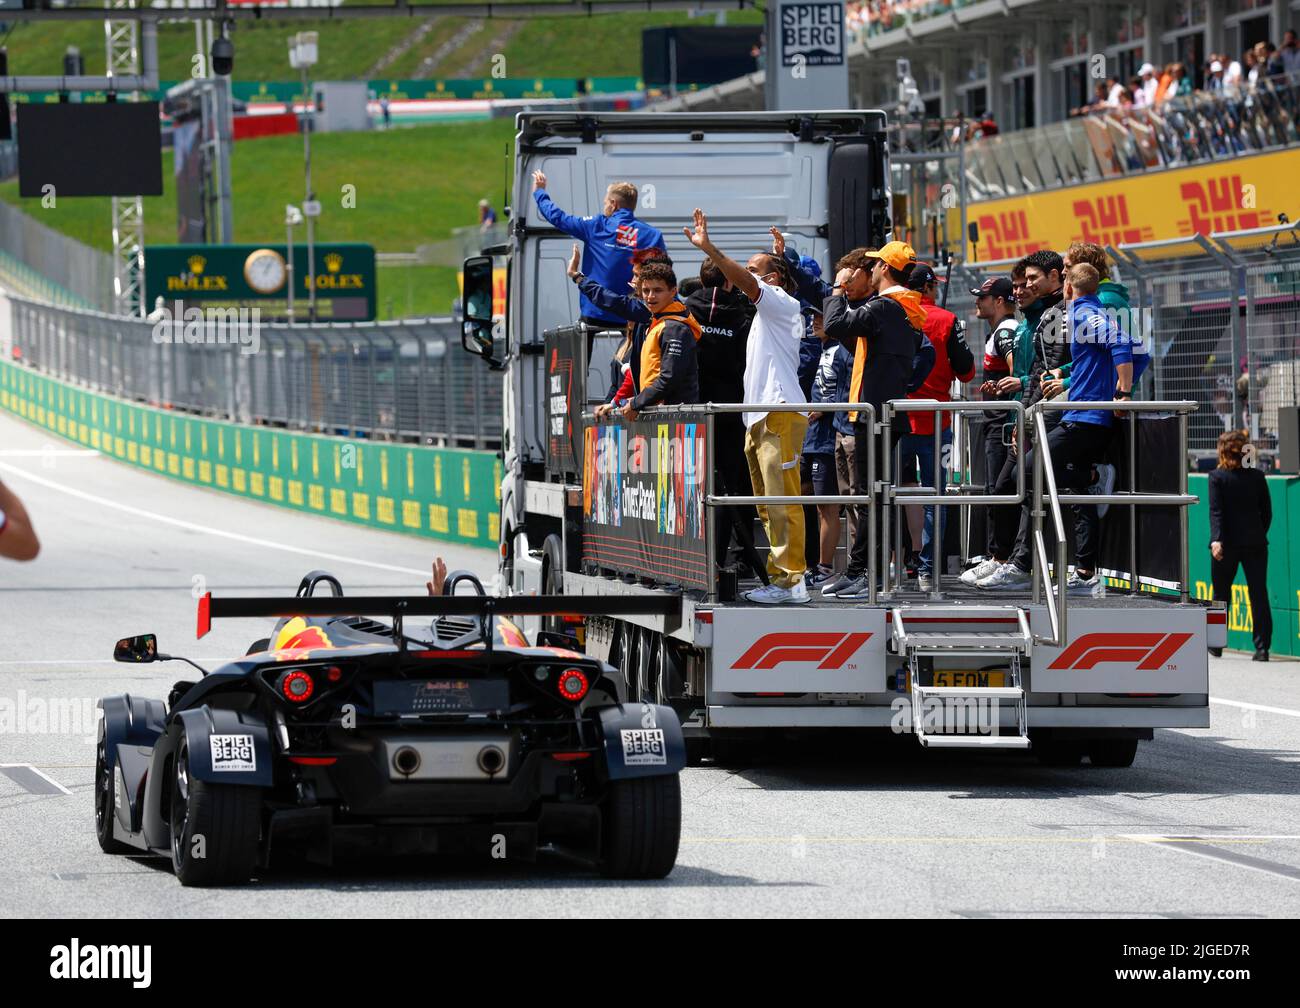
846, 421, 900, 577
1008, 420, 1111, 574
983, 417, 1017, 560
1212, 546, 1273, 652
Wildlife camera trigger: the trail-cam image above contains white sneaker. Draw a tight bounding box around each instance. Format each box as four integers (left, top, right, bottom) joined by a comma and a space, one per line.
744, 582, 808, 605
976, 563, 1031, 589
1065, 571, 1100, 597
960, 557, 1002, 586
1090, 463, 1117, 518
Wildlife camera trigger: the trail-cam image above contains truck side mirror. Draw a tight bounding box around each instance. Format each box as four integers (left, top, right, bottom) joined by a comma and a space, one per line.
461, 255, 499, 365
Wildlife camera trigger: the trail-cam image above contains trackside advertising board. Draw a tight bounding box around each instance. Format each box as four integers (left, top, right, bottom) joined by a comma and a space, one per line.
581, 413, 709, 590
0, 360, 499, 548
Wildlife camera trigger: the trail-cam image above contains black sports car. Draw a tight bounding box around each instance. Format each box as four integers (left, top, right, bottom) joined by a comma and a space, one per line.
95, 570, 685, 885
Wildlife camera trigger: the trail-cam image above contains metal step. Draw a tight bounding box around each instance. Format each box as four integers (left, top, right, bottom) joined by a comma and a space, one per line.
920, 734, 1032, 749
902, 631, 1030, 651
914, 686, 1024, 701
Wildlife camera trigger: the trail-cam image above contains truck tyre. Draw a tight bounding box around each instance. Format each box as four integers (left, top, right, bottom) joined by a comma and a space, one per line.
1088, 738, 1139, 767
169, 733, 261, 886
541, 534, 565, 635
1033, 738, 1084, 767
94, 724, 133, 855
600, 773, 681, 879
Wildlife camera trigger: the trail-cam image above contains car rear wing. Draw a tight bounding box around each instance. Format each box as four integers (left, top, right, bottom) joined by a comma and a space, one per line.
197, 592, 681, 640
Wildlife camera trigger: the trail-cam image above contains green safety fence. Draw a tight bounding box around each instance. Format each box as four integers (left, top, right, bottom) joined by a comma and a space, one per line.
1188, 472, 1299, 658
11, 77, 649, 106
0, 359, 501, 549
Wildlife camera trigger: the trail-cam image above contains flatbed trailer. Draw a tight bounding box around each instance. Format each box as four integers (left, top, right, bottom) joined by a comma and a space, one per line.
457, 110, 1221, 766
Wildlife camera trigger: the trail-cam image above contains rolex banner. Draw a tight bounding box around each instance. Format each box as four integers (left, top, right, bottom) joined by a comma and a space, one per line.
144, 243, 377, 321
581, 413, 711, 590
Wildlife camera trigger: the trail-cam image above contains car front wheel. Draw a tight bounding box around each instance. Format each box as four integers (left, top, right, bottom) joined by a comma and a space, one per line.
169, 734, 261, 886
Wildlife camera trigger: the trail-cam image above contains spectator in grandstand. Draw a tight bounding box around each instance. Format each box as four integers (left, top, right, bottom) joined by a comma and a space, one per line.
1139, 63, 1160, 106
683, 207, 810, 604
977, 263, 1133, 595
0, 477, 39, 561
1208, 430, 1273, 661
478, 198, 497, 231
1255, 40, 1284, 78
898, 263, 975, 591
533, 171, 666, 328
1282, 31, 1300, 76
1206, 60, 1224, 92
1223, 52, 1244, 89
800, 307, 846, 589
961, 274, 1027, 587
820, 241, 932, 599
688, 258, 766, 584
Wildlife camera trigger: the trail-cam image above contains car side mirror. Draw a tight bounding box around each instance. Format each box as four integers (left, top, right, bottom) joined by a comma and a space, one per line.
114, 634, 159, 663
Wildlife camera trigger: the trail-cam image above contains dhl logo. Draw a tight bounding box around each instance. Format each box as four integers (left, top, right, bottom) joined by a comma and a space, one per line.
1178, 175, 1270, 235
974, 210, 1049, 261
1070, 194, 1155, 246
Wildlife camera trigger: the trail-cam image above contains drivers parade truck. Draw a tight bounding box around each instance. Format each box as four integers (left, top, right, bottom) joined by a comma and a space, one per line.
459, 110, 1224, 766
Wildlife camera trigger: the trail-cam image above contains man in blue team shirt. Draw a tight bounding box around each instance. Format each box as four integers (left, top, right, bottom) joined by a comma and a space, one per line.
532, 171, 667, 328
978, 262, 1133, 596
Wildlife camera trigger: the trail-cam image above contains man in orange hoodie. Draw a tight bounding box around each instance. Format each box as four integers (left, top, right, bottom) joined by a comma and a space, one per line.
617, 261, 702, 419
820, 241, 933, 599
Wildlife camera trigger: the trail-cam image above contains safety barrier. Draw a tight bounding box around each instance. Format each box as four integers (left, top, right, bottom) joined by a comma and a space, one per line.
0, 358, 502, 549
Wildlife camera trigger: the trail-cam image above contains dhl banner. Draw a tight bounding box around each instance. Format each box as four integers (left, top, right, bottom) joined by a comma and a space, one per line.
0, 360, 501, 549
954, 147, 1299, 262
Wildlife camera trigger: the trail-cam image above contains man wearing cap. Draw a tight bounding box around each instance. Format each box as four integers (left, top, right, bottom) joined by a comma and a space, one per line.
820, 240, 932, 599
1139, 63, 1160, 107
897, 263, 974, 591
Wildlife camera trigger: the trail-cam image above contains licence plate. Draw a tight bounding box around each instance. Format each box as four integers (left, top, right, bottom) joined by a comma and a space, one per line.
373, 678, 509, 715
933, 670, 1006, 688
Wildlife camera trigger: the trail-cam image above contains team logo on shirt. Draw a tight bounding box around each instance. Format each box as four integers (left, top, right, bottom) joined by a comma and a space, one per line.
615, 224, 640, 249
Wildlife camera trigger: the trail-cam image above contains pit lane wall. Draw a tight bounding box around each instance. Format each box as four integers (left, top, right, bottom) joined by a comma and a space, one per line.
0, 359, 501, 549
1187, 472, 1300, 658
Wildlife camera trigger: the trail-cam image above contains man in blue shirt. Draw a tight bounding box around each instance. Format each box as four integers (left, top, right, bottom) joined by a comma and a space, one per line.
978, 262, 1133, 596
532, 171, 667, 328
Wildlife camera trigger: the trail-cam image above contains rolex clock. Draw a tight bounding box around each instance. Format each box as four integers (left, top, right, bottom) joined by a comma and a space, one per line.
243, 248, 287, 294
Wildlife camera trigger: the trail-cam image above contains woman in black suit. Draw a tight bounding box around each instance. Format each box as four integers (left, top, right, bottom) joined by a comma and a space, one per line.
1208, 431, 1272, 661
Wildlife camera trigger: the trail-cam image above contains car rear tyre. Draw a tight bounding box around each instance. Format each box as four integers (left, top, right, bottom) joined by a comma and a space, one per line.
1088, 738, 1139, 768
94, 729, 133, 855
601, 774, 681, 879
169, 735, 261, 886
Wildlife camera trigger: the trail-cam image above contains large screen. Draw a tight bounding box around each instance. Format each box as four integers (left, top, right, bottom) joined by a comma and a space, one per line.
17, 102, 163, 198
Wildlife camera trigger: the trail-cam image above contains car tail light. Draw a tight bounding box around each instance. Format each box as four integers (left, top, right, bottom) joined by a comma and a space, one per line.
557, 668, 589, 702
280, 670, 315, 703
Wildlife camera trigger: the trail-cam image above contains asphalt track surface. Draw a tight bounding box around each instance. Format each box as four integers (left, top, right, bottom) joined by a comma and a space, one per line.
1, 410, 1297, 918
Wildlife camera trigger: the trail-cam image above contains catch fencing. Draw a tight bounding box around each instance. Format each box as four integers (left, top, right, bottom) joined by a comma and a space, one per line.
946, 221, 1300, 468
5, 292, 502, 450
0, 201, 114, 312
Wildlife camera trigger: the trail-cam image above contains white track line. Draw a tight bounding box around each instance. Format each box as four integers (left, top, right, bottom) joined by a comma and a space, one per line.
0, 764, 73, 796
0, 461, 430, 576
0, 449, 100, 457
1210, 697, 1300, 719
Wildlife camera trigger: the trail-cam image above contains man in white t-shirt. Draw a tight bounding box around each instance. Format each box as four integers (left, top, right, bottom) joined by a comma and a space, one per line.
683, 207, 809, 604
1139, 63, 1159, 107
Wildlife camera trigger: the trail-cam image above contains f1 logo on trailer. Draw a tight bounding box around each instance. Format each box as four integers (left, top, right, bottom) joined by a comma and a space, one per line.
731, 632, 873, 670
1047, 632, 1193, 671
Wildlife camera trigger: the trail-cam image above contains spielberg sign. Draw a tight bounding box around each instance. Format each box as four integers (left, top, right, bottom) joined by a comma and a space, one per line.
780, 2, 845, 67
581, 414, 710, 590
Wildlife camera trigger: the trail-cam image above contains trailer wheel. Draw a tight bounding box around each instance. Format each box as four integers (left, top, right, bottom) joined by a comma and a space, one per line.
600, 773, 681, 879
1033, 738, 1084, 767
635, 629, 658, 704
1087, 738, 1139, 768
541, 534, 565, 636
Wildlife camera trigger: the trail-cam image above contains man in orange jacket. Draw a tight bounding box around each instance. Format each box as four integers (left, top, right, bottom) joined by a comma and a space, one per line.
898, 263, 975, 590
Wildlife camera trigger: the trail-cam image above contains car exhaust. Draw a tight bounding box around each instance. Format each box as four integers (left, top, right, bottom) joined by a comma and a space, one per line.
392, 745, 421, 776
477, 745, 505, 776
